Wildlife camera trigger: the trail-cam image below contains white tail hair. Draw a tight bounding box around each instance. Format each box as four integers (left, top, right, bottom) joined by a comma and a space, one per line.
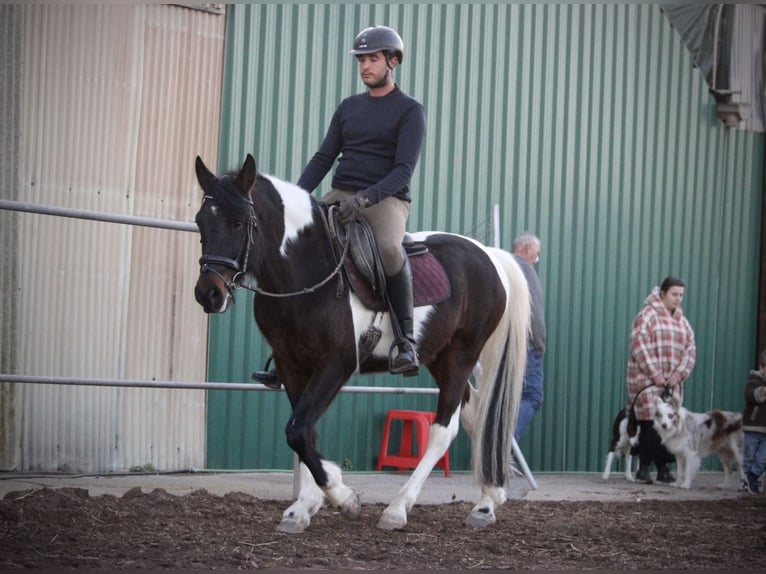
470, 246, 530, 486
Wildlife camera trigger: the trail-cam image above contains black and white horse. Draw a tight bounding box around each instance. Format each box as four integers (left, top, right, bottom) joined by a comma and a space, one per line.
193, 154, 529, 532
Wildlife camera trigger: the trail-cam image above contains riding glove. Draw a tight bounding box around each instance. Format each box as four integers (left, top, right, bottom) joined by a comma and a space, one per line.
338, 193, 370, 223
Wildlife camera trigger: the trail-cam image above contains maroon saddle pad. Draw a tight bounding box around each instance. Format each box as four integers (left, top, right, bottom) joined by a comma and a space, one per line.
343, 249, 450, 313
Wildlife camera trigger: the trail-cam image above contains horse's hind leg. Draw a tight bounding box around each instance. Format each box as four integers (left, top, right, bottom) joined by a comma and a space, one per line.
465, 483, 506, 528
377, 407, 460, 531
457, 382, 506, 527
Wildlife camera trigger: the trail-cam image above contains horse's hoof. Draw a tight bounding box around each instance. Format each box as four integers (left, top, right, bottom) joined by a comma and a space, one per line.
340, 491, 361, 520
277, 512, 309, 534
464, 507, 496, 528
377, 509, 407, 531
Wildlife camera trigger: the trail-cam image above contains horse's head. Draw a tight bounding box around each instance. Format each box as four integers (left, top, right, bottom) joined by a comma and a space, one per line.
193, 154, 258, 313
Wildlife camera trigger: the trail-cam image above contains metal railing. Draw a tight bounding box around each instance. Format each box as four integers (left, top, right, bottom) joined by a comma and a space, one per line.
0, 198, 536, 490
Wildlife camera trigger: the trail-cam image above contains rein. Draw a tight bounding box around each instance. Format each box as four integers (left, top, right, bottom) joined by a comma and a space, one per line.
199, 197, 350, 299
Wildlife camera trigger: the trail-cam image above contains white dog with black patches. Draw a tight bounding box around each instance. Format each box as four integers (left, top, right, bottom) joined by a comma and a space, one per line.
652, 395, 745, 489
602, 407, 640, 481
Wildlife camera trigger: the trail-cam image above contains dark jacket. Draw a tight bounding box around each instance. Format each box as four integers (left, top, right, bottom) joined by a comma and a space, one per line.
743, 369, 766, 433
297, 87, 426, 205
512, 254, 545, 355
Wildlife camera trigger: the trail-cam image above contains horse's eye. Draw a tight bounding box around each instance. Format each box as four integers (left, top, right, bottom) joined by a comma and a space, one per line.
231, 220, 243, 230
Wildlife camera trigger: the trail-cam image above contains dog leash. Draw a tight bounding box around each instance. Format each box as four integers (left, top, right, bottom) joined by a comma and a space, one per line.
630, 381, 673, 411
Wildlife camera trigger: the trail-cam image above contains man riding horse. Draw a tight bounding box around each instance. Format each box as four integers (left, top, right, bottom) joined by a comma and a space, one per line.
254, 25, 425, 386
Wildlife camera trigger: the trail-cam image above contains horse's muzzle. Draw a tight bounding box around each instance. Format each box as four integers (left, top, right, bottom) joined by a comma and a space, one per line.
194, 274, 230, 314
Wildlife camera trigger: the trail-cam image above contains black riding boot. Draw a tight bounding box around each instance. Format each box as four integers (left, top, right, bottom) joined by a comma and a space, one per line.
386, 259, 419, 377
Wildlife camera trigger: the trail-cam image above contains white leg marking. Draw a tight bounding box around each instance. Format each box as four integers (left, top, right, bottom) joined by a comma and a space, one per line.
681, 452, 700, 489
602, 452, 614, 480
378, 410, 459, 531
465, 484, 506, 528
321, 459, 361, 519
278, 463, 326, 533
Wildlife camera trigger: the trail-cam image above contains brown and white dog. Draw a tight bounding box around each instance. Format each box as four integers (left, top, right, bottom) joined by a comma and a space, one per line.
602, 407, 640, 481
652, 395, 745, 489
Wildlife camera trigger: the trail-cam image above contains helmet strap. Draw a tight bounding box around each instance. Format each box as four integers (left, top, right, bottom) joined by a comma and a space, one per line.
385, 51, 397, 71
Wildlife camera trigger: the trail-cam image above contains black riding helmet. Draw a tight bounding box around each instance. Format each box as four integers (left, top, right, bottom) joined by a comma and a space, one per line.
350, 25, 404, 65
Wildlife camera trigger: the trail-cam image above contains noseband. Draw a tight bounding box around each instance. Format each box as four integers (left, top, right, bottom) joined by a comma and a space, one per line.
198, 194, 257, 301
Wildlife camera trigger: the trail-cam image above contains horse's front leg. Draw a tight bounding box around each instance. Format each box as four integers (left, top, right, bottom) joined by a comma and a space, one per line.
280, 404, 360, 532
377, 407, 460, 531
278, 462, 325, 533
278, 459, 360, 533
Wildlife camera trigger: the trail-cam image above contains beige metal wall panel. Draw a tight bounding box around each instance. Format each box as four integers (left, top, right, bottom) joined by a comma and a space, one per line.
9, 5, 225, 472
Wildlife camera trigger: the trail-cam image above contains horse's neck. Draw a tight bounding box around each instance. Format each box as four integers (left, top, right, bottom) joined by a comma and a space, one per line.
253, 204, 337, 292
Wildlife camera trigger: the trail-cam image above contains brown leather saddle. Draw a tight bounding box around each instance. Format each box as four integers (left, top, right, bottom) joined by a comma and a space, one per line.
329, 209, 450, 313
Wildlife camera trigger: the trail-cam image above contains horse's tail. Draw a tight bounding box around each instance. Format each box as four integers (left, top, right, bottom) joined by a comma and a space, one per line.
471, 247, 530, 486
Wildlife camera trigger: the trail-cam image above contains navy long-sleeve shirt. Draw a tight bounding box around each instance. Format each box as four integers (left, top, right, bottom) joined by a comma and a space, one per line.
297, 86, 426, 205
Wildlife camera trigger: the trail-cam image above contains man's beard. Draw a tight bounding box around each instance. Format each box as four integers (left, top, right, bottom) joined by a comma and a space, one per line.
363, 69, 390, 89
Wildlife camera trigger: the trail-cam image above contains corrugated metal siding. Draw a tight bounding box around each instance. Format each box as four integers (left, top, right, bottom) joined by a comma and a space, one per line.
208, 4, 764, 472
0, 5, 24, 470
1, 5, 225, 472
722, 4, 765, 132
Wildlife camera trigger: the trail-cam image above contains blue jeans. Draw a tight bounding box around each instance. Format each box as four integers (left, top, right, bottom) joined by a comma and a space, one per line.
744, 431, 766, 477
515, 348, 544, 441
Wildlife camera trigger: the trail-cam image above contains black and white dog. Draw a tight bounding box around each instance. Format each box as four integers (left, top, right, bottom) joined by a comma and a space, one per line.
602, 407, 641, 481
653, 395, 745, 489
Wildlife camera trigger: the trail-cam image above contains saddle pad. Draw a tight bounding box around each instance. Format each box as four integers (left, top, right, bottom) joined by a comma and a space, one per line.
344, 251, 450, 313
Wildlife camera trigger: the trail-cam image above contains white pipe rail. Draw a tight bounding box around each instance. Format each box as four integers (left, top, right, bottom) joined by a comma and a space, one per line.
0, 198, 198, 233
0, 374, 438, 394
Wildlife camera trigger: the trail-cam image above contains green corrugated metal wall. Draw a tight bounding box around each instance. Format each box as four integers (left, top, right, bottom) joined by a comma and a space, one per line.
206, 4, 764, 473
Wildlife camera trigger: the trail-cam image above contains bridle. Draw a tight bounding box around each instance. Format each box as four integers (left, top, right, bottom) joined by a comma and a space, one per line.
198, 195, 350, 299
197, 194, 258, 301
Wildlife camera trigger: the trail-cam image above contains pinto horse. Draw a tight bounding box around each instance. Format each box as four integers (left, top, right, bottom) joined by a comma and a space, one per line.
193, 154, 530, 532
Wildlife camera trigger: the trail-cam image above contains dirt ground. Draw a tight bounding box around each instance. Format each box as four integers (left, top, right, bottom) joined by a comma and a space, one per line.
1, 486, 764, 570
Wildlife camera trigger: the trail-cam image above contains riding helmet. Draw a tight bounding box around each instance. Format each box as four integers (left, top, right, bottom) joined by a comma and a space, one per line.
350, 25, 404, 64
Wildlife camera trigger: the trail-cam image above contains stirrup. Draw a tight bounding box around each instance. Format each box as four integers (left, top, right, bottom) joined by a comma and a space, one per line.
251, 355, 281, 389
388, 339, 419, 377
252, 369, 281, 389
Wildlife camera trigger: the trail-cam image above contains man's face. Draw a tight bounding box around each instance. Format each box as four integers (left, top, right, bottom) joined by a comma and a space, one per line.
523, 242, 541, 266
357, 51, 391, 89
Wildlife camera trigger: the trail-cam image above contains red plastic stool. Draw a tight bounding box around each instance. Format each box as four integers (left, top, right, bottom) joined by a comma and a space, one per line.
376, 410, 450, 476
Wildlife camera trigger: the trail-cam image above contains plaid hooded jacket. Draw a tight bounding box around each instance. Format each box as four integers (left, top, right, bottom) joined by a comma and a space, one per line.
626, 286, 697, 420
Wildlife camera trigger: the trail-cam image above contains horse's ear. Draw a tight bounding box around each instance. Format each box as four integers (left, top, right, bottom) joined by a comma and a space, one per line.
195, 156, 215, 186
236, 154, 257, 195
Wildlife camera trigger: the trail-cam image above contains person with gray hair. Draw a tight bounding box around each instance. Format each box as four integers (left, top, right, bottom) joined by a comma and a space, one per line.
511, 231, 546, 440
